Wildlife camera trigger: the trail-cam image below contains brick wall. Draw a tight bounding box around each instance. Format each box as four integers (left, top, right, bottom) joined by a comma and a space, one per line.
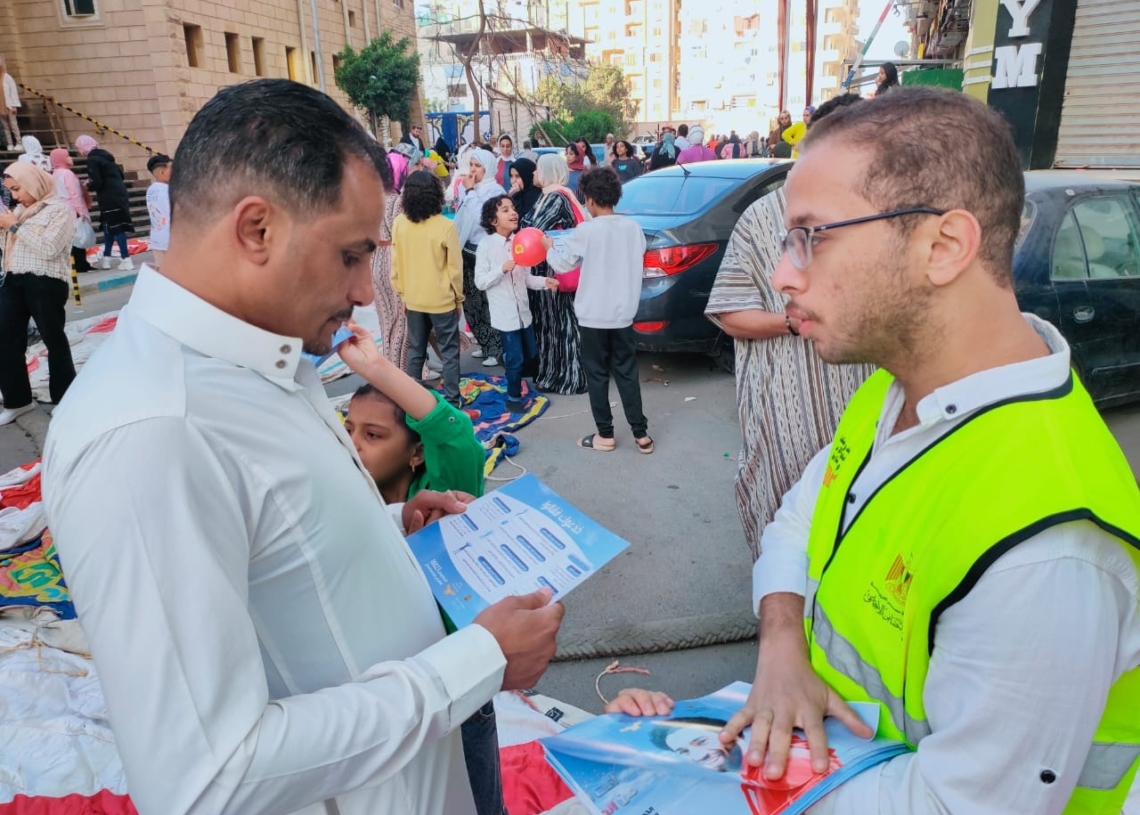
0, 0, 424, 173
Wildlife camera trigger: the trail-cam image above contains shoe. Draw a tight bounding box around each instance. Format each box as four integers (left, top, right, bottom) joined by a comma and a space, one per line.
506, 399, 525, 413
12, 143, 24, 153
482, 356, 499, 367
5, 145, 14, 151
471, 348, 484, 359
0, 404, 35, 426
118, 257, 134, 271
426, 358, 443, 373
421, 368, 441, 382
100, 255, 111, 270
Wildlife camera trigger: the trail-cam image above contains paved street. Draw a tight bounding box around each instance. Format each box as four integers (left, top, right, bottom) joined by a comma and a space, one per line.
3, 278, 1139, 716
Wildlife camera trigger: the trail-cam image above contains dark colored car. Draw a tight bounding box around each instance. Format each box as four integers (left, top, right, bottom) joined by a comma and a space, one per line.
1015, 172, 1140, 407
618, 165, 1140, 407
616, 159, 790, 363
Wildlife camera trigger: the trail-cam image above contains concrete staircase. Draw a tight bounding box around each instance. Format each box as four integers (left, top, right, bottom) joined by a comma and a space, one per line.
0, 105, 152, 242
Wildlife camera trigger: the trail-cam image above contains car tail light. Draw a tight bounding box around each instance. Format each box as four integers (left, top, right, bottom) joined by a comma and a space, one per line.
634, 321, 669, 333
643, 243, 719, 278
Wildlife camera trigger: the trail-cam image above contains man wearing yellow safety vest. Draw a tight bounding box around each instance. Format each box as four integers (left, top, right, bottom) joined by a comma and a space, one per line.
713, 88, 1140, 813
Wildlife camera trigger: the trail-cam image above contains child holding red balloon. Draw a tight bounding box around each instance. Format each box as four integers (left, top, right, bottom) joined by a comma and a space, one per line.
474, 195, 560, 414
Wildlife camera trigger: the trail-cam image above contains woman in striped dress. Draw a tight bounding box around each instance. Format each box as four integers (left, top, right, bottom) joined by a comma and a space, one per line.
371, 148, 412, 368
521, 154, 588, 395
705, 188, 873, 561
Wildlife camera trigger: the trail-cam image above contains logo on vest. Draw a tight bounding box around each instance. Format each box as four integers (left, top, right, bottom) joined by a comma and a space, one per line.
863, 553, 912, 632
823, 436, 852, 488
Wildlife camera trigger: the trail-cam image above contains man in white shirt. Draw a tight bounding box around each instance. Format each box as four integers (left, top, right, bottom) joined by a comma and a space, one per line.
718, 88, 1140, 813
42, 79, 565, 815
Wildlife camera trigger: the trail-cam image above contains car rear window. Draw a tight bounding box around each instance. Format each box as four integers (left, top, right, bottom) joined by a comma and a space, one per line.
616, 175, 741, 216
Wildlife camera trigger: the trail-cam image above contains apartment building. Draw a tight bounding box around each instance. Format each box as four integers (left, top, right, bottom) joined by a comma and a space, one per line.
0, 0, 420, 174
417, 0, 588, 139
572, 0, 680, 125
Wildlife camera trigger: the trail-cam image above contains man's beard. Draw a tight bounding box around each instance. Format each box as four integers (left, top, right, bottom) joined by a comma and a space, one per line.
302, 308, 354, 356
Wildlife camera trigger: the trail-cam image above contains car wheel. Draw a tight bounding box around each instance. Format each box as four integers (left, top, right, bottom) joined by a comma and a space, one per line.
711, 334, 735, 374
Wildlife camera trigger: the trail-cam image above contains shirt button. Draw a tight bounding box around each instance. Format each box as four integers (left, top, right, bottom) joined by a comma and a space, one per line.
1040, 769, 1056, 784
280, 344, 292, 354
846, 494, 856, 504
276, 360, 287, 369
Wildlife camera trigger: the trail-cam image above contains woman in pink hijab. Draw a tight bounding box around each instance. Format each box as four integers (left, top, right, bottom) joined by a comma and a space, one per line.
49, 148, 92, 274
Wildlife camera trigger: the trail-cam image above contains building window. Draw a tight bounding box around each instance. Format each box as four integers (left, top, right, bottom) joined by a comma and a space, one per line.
225, 32, 242, 73
649, 52, 659, 62
332, 54, 342, 76
62, 0, 96, 17
286, 46, 301, 81
447, 83, 467, 97
393, 0, 404, 8
349, 9, 357, 26
252, 37, 266, 76
310, 51, 319, 84
183, 24, 203, 68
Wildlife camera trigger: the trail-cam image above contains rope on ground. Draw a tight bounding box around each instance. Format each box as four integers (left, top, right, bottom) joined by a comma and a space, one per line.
594, 659, 651, 706
554, 609, 759, 662
484, 455, 528, 483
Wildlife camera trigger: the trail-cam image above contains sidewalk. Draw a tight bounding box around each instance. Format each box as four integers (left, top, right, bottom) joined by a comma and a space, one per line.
75, 253, 148, 296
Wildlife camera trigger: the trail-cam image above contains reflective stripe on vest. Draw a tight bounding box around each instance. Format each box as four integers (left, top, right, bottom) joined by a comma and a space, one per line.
811, 600, 931, 744
1077, 743, 1140, 791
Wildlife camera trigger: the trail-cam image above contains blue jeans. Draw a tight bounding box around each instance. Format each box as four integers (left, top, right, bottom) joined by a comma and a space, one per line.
498, 325, 537, 401
461, 702, 507, 815
103, 231, 129, 261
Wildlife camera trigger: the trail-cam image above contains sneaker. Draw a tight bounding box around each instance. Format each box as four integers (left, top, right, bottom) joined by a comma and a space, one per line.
482, 356, 499, 367
470, 348, 484, 359
118, 257, 134, 271
0, 404, 35, 426
12, 143, 24, 153
5, 144, 14, 151
426, 358, 443, 373
421, 368, 441, 382
100, 254, 111, 270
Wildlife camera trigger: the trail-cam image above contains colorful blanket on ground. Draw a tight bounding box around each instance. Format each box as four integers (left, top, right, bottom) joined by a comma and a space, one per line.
84, 238, 149, 261
28, 313, 119, 404
0, 534, 73, 621
451, 374, 549, 476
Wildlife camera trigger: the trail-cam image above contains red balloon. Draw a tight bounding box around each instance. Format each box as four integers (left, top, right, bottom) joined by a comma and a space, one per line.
511, 227, 547, 266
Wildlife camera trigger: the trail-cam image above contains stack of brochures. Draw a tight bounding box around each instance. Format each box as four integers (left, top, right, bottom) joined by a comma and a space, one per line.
540, 682, 911, 815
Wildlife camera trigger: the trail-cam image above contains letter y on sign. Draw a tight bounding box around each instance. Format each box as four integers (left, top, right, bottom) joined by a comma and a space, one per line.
1001, 0, 1042, 37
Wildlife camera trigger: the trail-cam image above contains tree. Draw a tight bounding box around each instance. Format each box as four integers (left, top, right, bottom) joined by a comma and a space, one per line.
533, 62, 638, 136
334, 31, 421, 129
533, 110, 619, 145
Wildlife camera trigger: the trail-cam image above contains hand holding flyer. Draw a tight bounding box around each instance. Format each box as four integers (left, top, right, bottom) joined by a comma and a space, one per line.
406, 474, 630, 629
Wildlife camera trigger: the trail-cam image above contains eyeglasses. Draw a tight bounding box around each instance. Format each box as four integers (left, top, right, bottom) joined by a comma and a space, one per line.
778, 207, 946, 269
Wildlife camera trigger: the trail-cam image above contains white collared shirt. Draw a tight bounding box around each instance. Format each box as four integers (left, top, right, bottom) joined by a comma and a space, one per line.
754, 315, 1140, 815
42, 268, 506, 815
473, 232, 549, 331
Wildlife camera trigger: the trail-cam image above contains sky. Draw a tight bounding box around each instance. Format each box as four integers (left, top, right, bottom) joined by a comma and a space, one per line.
855, 0, 912, 62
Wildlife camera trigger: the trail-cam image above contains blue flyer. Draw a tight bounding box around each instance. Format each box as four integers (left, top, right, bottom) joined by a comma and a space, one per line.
407, 474, 630, 628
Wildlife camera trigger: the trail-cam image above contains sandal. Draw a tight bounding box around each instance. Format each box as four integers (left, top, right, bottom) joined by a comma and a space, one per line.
577, 434, 615, 452
636, 436, 655, 455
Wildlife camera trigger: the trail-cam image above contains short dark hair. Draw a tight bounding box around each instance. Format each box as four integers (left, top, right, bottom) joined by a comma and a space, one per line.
480, 194, 513, 234
147, 154, 172, 174
648, 717, 727, 753
808, 93, 863, 129
170, 79, 391, 229
578, 166, 623, 208
677, 123, 689, 138
772, 142, 793, 158
351, 384, 420, 445
401, 170, 444, 223
804, 87, 1024, 284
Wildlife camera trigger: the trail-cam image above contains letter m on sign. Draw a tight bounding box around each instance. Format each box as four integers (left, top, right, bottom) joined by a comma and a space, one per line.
991, 43, 1043, 89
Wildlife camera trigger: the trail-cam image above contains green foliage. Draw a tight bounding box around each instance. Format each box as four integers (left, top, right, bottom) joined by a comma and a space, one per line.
530, 110, 619, 145
532, 62, 637, 136
334, 31, 421, 124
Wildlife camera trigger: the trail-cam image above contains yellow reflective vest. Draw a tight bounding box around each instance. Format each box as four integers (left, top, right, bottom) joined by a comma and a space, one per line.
805, 369, 1140, 814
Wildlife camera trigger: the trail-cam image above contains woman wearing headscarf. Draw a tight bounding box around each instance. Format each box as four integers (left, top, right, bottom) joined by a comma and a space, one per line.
0, 163, 77, 423
508, 157, 541, 222
767, 110, 793, 153
49, 147, 92, 276
76, 135, 135, 271
17, 136, 52, 172
876, 62, 900, 96
648, 131, 677, 171
433, 134, 455, 169
371, 148, 414, 370
453, 148, 504, 366
520, 153, 588, 395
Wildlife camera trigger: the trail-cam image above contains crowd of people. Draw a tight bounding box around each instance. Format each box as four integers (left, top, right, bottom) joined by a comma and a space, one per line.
0, 59, 1134, 815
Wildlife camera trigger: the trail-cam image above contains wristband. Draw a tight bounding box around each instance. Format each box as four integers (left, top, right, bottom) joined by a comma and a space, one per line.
786, 315, 799, 336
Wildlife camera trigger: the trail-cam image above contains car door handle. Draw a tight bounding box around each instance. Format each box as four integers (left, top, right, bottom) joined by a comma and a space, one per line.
1073, 305, 1095, 323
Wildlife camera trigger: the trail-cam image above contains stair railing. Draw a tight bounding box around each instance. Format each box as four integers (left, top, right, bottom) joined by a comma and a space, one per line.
17, 82, 159, 156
